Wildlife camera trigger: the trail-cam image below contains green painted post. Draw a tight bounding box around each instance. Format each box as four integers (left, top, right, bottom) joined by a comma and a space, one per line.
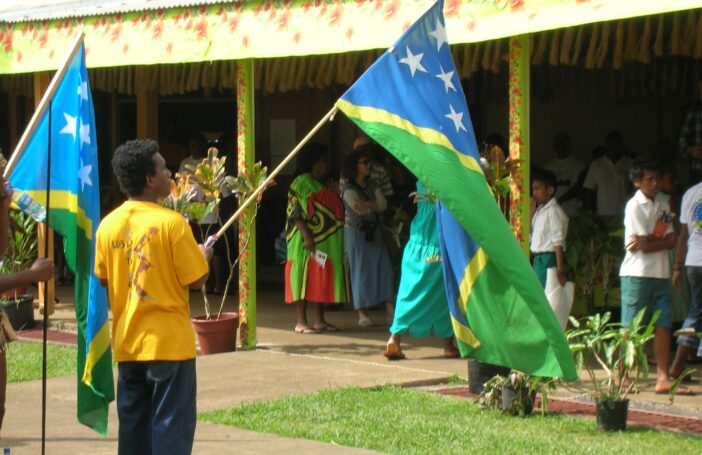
236, 59, 257, 348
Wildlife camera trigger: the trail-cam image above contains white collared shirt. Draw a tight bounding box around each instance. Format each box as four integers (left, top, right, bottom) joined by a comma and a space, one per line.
619, 191, 673, 278
530, 198, 569, 253
583, 155, 632, 217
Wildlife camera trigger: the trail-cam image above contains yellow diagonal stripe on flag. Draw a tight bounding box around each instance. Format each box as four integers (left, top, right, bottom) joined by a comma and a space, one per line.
81, 321, 110, 387
24, 190, 93, 239
336, 100, 483, 175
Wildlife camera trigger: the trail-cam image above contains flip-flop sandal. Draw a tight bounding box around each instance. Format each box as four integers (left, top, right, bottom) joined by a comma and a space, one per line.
294, 327, 321, 334
383, 349, 406, 360
358, 318, 374, 327
656, 386, 695, 396
316, 324, 340, 332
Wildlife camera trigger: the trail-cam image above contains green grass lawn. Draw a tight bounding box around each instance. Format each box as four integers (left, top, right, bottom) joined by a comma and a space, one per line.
6, 341, 77, 383
200, 385, 702, 455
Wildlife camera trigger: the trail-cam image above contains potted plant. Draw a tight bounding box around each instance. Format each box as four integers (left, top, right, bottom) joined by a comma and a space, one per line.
0, 209, 38, 330
479, 371, 557, 417
163, 147, 268, 354
565, 213, 623, 316
566, 308, 657, 431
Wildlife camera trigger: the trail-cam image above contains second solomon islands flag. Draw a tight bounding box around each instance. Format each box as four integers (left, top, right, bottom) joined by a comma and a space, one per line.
336, 0, 576, 380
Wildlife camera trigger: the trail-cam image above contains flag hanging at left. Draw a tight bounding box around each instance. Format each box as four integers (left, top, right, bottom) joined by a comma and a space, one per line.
8, 40, 114, 435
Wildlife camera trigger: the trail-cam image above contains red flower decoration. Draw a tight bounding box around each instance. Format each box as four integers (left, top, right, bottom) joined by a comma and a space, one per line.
445, 0, 461, 17
195, 19, 208, 39
509, 0, 525, 13
277, 11, 290, 30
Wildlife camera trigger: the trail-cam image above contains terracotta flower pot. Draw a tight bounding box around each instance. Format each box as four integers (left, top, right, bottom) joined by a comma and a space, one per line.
191, 312, 239, 355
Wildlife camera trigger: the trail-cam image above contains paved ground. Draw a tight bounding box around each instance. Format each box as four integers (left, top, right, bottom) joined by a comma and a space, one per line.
3, 278, 702, 453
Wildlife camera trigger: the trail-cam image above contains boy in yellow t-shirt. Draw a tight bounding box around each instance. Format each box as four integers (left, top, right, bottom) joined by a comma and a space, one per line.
95, 139, 212, 455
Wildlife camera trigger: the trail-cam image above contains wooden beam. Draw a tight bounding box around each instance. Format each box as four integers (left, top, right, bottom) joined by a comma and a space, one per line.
136, 91, 158, 140
33, 71, 55, 315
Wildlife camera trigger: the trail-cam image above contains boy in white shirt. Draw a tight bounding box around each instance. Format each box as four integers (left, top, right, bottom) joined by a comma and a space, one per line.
530, 170, 569, 288
619, 159, 688, 394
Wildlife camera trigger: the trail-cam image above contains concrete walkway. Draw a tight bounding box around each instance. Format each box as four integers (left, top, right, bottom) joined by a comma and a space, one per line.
3, 280, 702, 453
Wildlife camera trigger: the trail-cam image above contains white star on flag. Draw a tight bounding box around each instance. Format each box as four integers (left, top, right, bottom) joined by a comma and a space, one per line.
399, 47, 427, 78
59, 112, 77, 140
429, 19, 448, 51
445, 104, 467, 133
436, 66, 456, 93
78, 158, 92, 192
77, 77, 88, 102
79, 120, 91, 148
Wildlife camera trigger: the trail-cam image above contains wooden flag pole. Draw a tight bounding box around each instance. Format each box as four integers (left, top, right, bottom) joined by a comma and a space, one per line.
206, 105, 338, 247
3, 30, 85, 179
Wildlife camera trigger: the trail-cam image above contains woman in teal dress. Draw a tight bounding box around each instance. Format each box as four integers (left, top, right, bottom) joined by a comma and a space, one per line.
383, 182, 459, 360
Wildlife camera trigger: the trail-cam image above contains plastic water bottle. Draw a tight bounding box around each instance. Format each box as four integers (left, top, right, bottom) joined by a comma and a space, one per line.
4, 182, 46, 222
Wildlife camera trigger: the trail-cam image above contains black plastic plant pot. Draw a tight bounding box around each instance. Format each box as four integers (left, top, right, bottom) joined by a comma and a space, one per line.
467, 359, 510, 394
0, 294, 35, 331
596, 399, 629, 431
501, 385, 534, 416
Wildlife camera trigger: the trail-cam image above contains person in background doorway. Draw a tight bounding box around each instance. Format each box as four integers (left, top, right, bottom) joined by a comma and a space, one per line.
530, 170, 569, 288
583, 131, 632, 217
670, 171, 702, 380
619, 159, 691, 395
284, 142, 346, 333
341, 150, 394, 327
678, 77, 702, 183
545, 132, 585, 217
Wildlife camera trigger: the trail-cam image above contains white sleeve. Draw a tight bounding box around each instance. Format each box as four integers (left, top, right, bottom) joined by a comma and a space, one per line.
548, 209, 567, 247
680, 191, 692, 225
625, 203, 649, 237
374, 188, 387, 212
582, 163, 597, 190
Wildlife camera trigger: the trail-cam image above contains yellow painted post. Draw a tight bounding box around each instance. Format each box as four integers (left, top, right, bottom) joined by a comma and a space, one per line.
508, 35, 531, 255
236, 59, 257, 349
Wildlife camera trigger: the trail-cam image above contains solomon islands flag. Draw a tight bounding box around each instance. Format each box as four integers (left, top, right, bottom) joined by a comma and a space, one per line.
9, 42, 115, 433
336, 0, 576, 379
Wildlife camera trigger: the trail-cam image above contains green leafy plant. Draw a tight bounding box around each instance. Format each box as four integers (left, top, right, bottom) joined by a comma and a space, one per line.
566, 308, 656, 403
163, 147, 269, 319
0, 210, 37, 276
565, 213, 623, 314
478, 370, 558, 417
479, 145, 522, 216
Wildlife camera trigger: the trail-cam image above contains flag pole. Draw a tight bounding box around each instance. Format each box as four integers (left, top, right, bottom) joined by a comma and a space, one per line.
40, 98, 53, 455
206, 105, 338, 246
3, 30, 85, 179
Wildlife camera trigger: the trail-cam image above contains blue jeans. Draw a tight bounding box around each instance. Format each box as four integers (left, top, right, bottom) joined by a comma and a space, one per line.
681, 266, 702, 350
117, 359, 196, 455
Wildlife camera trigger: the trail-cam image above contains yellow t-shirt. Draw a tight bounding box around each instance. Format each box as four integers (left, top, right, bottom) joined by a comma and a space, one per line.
95, 201, 208, 362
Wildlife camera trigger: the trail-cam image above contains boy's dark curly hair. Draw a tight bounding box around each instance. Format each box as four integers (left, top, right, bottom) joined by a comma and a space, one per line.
629, 158, 661, 184
342, 149, 369, 182
111, 139, 159, 197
